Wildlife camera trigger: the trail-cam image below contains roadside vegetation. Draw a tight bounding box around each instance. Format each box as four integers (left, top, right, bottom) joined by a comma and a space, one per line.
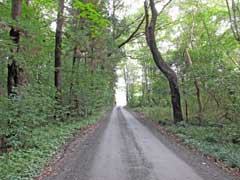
0, 112, 104, 180
0, 0, 120, 179
122, 0, 240, 171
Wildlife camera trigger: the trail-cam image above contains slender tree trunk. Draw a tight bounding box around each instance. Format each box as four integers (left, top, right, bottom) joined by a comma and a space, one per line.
70, 46, 77, 103
54, 0, 64, 96
8, 0, 21, 96
144, 0, 183, 123
185, 49, 203, 124
185, 99, 189, 122
181, 77, 189, 122
184, 15, 203, 125
12, 0, 22, 20
69, 1, 82, 108
225, 0, 240, 41
0, 83, 3, 96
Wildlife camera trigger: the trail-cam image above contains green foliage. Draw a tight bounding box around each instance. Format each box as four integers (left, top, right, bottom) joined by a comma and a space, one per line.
0, 112, 103, 180
0, 85, 55, 149
73, 0, 109, 36
135, 106, 172, 122
0, 0, 117, 151
167, 124, 240, 168
124, 0, 240, 124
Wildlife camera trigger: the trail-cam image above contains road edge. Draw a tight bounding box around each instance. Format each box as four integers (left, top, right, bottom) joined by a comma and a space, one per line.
126, 107, 239, 180
34, 110, 112, 180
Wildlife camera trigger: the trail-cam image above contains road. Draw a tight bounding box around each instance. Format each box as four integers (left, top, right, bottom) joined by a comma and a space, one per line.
45, 107, 236, 180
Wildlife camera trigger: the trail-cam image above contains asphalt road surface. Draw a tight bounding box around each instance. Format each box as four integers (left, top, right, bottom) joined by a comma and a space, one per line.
45, 107, 236, 180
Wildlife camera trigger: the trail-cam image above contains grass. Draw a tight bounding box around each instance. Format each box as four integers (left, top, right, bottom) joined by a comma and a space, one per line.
135, 106, 240, 169
0, 112, 104, 180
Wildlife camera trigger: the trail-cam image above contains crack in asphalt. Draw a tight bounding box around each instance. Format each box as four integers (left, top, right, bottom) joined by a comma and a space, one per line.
117, 108, 153, 180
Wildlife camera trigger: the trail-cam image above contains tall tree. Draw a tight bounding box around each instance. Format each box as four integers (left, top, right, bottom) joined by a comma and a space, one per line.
144, 0, 183, 123
7, 0, 22, 96
184, 16, 203, 125
55, 0, 65, 96
226, 0, 240, 41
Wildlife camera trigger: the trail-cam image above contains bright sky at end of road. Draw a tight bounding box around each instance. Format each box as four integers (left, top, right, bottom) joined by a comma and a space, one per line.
115, 68, 127, 106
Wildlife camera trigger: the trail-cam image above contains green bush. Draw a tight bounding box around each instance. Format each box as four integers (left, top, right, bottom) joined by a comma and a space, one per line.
0, 85, 56, 149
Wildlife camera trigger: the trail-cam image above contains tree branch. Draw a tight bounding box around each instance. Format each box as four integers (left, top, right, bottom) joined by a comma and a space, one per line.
158, 0, 172, 15
118, 15, 145, 48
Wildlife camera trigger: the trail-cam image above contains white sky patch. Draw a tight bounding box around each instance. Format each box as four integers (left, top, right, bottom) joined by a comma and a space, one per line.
51, 22, 57, 31
115, 68, 127, 106
216, 20, 230, 36
123, 0, 143, 15
122, 0, 180, 18
169, 6, 180, 21
158, 41, 176, 53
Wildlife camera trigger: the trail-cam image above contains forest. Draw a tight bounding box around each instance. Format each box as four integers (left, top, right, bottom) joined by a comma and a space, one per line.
0, 0, 240, 179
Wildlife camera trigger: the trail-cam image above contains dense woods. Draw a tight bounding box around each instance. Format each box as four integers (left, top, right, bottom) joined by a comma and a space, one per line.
121, 0, 240, 126
0, 0, 119, 149
0, 0, 240, 179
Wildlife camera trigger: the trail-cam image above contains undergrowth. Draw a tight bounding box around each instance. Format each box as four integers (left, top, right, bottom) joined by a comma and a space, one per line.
167, 125, 240, 168
0, 112, 103, 180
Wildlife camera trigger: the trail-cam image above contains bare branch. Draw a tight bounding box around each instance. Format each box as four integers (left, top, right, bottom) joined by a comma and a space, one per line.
118, 15, 145, 48
115, 14, 144, 40
158, 0, 173, 15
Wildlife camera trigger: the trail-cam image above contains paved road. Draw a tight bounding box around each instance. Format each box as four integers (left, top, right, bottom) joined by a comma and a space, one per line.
46, 107, 236, 180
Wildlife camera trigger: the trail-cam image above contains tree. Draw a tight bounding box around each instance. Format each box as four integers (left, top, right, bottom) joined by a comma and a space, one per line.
226, 0, 240, 41
55, 0, 65, 97
144, 0, 183, 123
7, 0, 22, 96
184, 15, 203, 125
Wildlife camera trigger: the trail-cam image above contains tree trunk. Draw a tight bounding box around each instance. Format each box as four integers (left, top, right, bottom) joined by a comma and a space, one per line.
168, 77, 184, 123
69, 46, 77, 104
8, 0, 21, 96
144, 0, 183, 123
225, 0, 240, 41
54, 0, 65, 96
184, 15, 203, 125
185, 99, 189, 122
181, 77, 189, 122
0, 83, 3, 96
